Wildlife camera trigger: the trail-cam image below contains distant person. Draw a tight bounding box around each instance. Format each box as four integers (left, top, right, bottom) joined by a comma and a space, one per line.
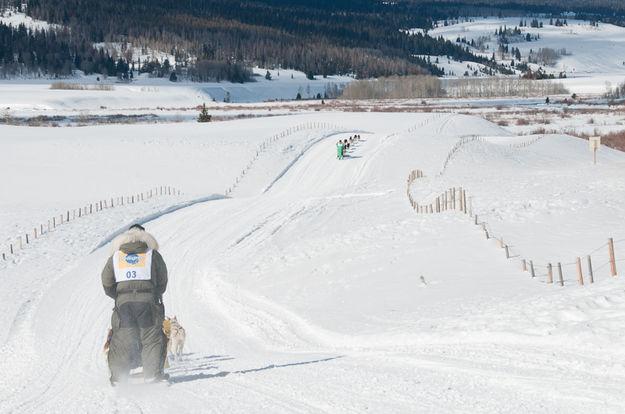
102, 224, 169, 386
337, 140, 344, 160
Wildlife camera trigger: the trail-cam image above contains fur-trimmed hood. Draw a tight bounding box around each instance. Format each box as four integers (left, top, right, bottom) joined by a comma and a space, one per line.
111, 228, 159, 254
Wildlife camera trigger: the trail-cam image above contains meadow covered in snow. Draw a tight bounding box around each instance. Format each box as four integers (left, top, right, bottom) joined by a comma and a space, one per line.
2, 12, 625, 414
2, 101, 625, 412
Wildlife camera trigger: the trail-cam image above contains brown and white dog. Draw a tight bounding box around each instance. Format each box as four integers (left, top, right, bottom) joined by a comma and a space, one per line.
169, 316, 186, 362
103, 328, 113, 361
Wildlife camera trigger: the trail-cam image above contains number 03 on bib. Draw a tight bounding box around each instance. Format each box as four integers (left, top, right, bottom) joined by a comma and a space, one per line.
113, 250, 153, 282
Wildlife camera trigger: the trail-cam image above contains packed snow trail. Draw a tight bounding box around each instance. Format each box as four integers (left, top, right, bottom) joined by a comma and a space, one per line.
1, 113, 625, 413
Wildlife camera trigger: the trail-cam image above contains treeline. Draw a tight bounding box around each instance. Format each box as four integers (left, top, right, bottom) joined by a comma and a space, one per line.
405, 0, 625, 18
342, 76, 444, 99
341, 75, 568, 99
0, 21, 123, 77
5, 0, 625, 80
18, 0, 487, 79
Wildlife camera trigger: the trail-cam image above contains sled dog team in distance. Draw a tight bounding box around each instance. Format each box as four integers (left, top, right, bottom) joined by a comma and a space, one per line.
336, 134, 361, 160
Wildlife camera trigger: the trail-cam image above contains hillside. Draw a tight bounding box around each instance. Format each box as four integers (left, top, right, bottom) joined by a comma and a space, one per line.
1, 110, 625, 412
0, 0, 479, 79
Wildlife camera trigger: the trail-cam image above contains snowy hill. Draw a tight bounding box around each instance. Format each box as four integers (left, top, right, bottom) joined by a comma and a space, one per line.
0, 8, 60, 31
419, 17, 625, 94
0, 69, 351, 119
1, 110, 625, 412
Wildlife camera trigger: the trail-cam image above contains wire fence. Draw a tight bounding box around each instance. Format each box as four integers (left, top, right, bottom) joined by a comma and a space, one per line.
224, 121, 342, 196
439, 134, 544, 176
2, 121, 342, 263
1, 186, 181, 262
406, 132, 620, 287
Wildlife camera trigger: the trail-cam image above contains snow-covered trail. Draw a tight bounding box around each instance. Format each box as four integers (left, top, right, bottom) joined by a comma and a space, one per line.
2, 113, 625, 412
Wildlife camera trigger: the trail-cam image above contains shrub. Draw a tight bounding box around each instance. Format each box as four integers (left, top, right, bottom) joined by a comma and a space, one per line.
197, 103, 212, 122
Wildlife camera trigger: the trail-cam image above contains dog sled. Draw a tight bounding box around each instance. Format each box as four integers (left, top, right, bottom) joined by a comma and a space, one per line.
104, 316, 185, 386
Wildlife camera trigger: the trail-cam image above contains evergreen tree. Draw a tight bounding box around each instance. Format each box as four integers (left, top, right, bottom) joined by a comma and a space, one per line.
198, 103, 212, 122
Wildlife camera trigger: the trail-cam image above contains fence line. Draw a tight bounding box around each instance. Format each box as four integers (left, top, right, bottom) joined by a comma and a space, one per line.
224, 121, 343, 196
439, 134, 544, 176
407, 169, 619, 287
3, 121, 345, 262
2, 185, 181, 262
405, 113, 446, 134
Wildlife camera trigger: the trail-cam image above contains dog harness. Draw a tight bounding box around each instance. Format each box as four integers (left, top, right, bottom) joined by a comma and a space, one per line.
113, 249, 153, 283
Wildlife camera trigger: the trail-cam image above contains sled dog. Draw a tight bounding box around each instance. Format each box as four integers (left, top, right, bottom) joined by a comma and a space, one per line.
103, 328, 113, 360
170, 316, 186, 362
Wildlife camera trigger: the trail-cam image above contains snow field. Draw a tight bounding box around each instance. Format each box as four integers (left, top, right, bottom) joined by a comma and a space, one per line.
1, 112, 625, 412
418, 17, 625, 95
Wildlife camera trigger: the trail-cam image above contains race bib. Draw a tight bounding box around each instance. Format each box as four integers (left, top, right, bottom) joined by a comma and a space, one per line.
113, 250, 153, 283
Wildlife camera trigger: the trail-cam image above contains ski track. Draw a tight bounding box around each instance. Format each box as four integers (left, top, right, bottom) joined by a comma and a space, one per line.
1, 112, 625, 412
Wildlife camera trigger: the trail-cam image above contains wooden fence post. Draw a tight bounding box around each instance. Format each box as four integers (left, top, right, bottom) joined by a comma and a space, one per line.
547, 263, 553, 284
586, 255, 594, 284
576, 257, 584, 286
463, 190, 467, 214
48, 220, 51, 232
34, 228, 37, 239
558, 262, 564, 286
10, 244, 13, 254
530, 260, 535, 278
469, 197, 473, 217
499, 237, 503, 248
459, 187, 463, 212
452, 188, 456, 210
60, 214, 63, 225
522, 259, 527, 271
2, 253, 4, 261
505, 245, 509, 259
53, 217, 56, 228
608, 238, 617, 276
19, 236, 22, 249
25, 234, 29, 244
